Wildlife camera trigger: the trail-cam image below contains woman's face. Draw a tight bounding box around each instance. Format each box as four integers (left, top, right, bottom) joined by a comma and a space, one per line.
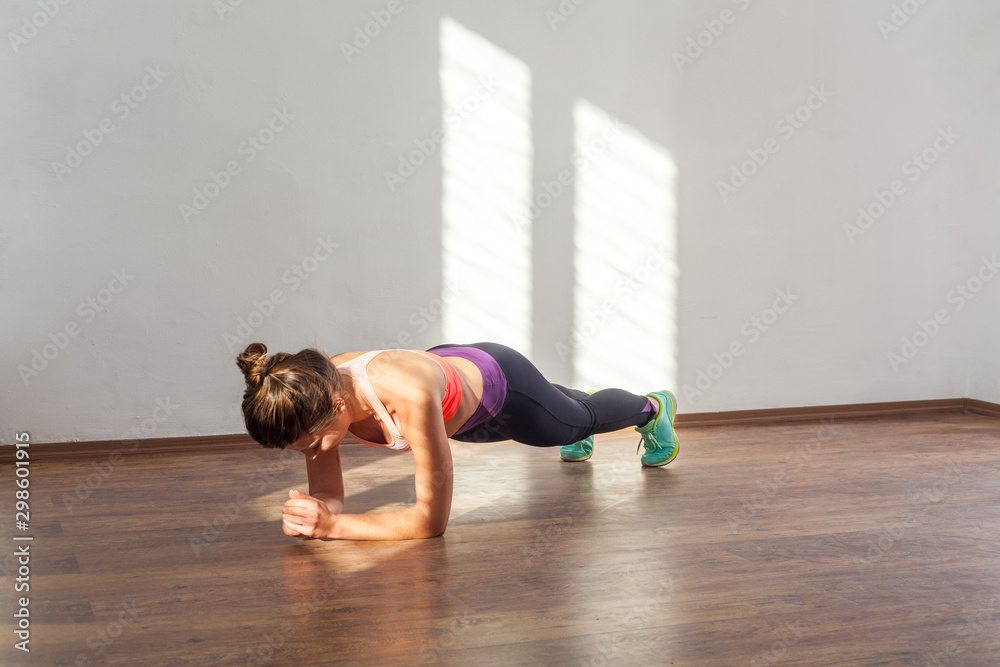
286, 398, 349, 460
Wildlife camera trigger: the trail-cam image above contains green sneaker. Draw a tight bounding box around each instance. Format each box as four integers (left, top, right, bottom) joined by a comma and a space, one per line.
560, 389, 596, 462
635, 390, 679, 467
560, 435, 594, 462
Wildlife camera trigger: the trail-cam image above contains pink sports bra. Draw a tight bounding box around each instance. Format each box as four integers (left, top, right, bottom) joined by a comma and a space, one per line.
336, 350, 462, 451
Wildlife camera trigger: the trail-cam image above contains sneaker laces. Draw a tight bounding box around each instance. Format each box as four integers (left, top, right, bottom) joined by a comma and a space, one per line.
636, 431, 660, 455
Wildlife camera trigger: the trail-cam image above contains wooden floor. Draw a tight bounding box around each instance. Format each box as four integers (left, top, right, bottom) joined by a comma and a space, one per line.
4, 412, 1000, 666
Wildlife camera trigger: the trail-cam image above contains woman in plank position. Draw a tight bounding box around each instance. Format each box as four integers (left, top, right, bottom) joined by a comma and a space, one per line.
236, 341, 678, 541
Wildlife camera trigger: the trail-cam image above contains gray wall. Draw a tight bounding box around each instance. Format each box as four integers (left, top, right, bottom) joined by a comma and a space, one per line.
2, 0, 997, 444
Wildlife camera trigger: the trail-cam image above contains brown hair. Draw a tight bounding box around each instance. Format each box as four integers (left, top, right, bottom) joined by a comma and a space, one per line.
236, 342, 341, 449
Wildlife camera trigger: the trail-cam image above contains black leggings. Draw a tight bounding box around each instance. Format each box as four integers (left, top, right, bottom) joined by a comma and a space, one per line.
429, 342, 653, 447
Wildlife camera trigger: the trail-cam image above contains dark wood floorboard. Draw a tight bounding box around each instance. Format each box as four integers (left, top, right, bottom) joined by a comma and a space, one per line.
2, 412, 1000, 666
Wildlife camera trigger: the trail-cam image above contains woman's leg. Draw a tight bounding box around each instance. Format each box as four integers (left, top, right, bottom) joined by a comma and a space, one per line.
447, 342, 654, 447
552, 385, 588, 400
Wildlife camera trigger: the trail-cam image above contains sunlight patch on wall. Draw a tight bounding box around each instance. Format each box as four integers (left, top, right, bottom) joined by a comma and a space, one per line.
439, 17, 533, 353
569, 100, 677, 394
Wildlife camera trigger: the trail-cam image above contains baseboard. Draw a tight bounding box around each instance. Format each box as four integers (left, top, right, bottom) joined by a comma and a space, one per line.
3, 398, 998, 464
675, 398, 970, 427
965, 398, 1000, 419
0, 433, 261, 463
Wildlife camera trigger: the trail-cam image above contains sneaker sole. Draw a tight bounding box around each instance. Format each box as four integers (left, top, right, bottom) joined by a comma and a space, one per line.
641, 440, 679, 467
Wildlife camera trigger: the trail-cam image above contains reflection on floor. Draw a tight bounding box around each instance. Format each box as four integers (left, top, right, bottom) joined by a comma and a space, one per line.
13, 412, 1000, 665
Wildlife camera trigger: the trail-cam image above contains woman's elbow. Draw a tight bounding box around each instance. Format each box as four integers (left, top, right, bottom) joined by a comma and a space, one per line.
412, 509, 448, 539
420, 518, 448, 539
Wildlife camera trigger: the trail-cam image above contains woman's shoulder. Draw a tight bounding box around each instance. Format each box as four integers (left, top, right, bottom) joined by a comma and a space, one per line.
337, 349, 439, 392
330, 350, 371, 366
331, 349, 427, 368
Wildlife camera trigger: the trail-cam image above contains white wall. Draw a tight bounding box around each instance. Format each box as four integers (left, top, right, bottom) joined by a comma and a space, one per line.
671, 0, 1000, 411
1, 0, 996, 444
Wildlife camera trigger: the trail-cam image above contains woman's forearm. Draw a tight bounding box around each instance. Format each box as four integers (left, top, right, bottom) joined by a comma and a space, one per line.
327, 507, 444, 541
311, 493, 344, 515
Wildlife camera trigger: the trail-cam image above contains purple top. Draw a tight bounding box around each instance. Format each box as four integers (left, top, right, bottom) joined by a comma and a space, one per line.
429, 346, 507, 435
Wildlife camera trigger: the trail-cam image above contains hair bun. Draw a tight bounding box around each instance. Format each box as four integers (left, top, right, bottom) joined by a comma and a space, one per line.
236, 342, 270, 386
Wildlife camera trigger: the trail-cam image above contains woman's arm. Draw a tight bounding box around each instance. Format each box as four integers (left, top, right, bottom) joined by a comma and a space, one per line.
327, 386, 453, 540
306, 445, 345, 514
282, 438, 344, 537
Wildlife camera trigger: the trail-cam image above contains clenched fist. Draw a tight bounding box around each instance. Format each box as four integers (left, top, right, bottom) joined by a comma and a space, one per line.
282, 489, 336, 538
